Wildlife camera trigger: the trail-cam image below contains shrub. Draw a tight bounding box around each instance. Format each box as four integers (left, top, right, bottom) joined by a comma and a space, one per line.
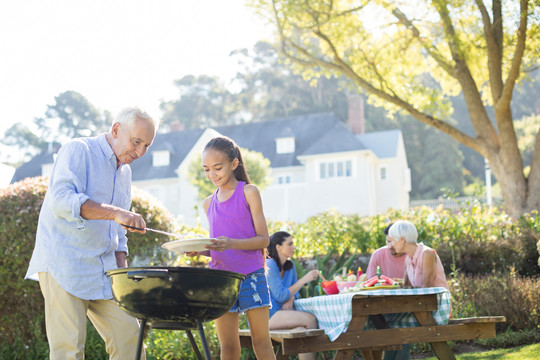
0, 176, 48, 345
272, 204, 540, 277
449, 271, 540, 332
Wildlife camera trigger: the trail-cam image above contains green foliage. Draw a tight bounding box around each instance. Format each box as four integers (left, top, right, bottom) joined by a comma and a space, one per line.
145, 322, 220, 360
186, 147, 271, 200
449, 272, 540, 332
160, 75, 236, 129
0, 176, 48, 345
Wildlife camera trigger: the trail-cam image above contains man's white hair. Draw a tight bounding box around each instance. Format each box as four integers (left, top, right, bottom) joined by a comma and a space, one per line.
112, 107, 159, 130
388, 220, 418, 244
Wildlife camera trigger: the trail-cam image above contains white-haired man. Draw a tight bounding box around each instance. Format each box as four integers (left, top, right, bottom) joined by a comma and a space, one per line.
26, 107, 159, 360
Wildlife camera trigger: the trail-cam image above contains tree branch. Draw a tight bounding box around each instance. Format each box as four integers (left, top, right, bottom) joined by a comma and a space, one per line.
497, 0, 529, 111
309, 28, 483, 154
475, 0, 504, 101
387, 4, 456, 77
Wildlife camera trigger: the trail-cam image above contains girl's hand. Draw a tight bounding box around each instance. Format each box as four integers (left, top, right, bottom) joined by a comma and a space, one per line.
206, 236, 230, 252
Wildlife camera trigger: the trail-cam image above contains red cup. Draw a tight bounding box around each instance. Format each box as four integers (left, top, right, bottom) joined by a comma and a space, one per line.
321, 280, 339, 295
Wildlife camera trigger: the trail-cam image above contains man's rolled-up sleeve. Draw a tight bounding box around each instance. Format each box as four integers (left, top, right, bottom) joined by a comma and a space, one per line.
49, 141, 90, 227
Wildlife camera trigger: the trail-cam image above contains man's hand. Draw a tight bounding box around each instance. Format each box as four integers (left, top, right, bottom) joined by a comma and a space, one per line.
81, 199, 146, 233
114, 209, 146, 233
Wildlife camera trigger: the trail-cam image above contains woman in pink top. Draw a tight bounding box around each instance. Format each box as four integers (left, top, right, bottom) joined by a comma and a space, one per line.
188, 136, 275, 360
387, 220, 449, 290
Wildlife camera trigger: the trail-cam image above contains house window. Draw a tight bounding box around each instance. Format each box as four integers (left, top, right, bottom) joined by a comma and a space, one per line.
276, 137, 295, 154
319, 159, 353, 180
380, 166, 387, 180
277, 175, 291, 185
152, 151, 170, 167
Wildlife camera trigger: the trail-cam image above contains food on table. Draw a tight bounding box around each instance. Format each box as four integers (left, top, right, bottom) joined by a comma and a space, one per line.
333, 275, 345, 282
340, 272, 401, 293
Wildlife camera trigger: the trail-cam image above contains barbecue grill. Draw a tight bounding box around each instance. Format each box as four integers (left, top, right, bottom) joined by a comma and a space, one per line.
107, 266, 244, 360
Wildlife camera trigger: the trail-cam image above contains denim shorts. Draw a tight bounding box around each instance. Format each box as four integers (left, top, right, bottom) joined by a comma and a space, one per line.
229, 268, 271, 313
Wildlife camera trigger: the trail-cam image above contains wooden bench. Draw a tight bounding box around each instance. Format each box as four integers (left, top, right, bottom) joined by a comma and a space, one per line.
239, 316, 506, 360
239, 328, 401, 359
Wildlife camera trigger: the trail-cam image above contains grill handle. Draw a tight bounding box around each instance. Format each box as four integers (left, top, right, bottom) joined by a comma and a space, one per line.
127, 269, 173, 282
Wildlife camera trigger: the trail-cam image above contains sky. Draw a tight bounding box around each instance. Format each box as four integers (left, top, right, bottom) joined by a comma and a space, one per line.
0, 0, 273, 163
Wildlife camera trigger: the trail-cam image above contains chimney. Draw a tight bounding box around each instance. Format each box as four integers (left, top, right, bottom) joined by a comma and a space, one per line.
347, 94, 365, 134
169, 121, 185, 132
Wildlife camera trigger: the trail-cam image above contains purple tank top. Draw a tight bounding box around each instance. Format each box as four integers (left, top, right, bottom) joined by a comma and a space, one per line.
207, 181, 264, 275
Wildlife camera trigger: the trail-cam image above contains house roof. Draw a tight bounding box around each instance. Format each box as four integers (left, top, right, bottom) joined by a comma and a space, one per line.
215, 113, 360, 167
302, 122, 367, 156
10, 113, 403, 183
131, 128, 205, 181
11, 145, 59, 183
356, 129, 401, 158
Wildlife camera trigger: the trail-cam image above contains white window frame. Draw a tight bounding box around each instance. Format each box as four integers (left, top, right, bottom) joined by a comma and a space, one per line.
379, 165, 387, 180
152, 150, 170, 167
318, 158, 354, 180
277, 174, 292, 185
276, 137, 295, 154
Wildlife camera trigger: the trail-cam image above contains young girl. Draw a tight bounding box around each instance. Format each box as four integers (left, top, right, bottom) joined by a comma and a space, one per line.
197, 136, 275, 360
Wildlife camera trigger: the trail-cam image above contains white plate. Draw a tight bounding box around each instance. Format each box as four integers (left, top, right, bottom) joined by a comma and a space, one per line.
161, 238, 215, 253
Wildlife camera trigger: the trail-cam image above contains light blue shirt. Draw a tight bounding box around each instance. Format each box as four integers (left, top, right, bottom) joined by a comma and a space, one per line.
25, 134, 132, 300
266, 258, 299, 318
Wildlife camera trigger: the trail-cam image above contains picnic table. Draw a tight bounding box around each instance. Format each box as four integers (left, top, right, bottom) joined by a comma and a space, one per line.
240, 287, 504, 360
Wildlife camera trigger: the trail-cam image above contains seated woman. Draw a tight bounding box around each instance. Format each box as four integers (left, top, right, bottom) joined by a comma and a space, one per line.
387, 220, 449, 290
266, 231, 319, 360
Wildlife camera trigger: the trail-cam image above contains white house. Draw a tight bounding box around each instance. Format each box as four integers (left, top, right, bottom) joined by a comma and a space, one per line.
11, 112, 411, 226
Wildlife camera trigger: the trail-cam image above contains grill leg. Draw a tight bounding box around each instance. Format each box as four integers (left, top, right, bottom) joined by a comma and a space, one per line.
135, 319, 147, 360
197, 319, 212, 360
185, 330, 204, 360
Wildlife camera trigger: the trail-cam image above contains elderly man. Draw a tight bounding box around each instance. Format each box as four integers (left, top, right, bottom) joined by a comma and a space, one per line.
366, 223, 407, 279
25, 107, 158, 360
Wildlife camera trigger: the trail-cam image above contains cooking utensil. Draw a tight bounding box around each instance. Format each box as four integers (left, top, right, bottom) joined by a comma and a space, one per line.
121, 224, 182, 238
106, 266, 244, 360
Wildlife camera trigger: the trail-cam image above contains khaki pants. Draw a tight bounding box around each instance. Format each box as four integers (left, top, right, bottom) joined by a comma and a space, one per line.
39, 272, 146, 360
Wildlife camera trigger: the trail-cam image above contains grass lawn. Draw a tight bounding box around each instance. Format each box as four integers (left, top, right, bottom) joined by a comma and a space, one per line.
419, 343, 540, 359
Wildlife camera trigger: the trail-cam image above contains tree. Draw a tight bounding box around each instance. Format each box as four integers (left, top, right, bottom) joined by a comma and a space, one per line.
160, 75, 238, 129
1, 90, 110, 159
250, 0, 540, 217
231, 41, 350, 121
187, 147, 271, 200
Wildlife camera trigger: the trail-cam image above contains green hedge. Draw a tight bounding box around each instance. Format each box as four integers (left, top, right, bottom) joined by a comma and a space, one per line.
271, 203, 540, 277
